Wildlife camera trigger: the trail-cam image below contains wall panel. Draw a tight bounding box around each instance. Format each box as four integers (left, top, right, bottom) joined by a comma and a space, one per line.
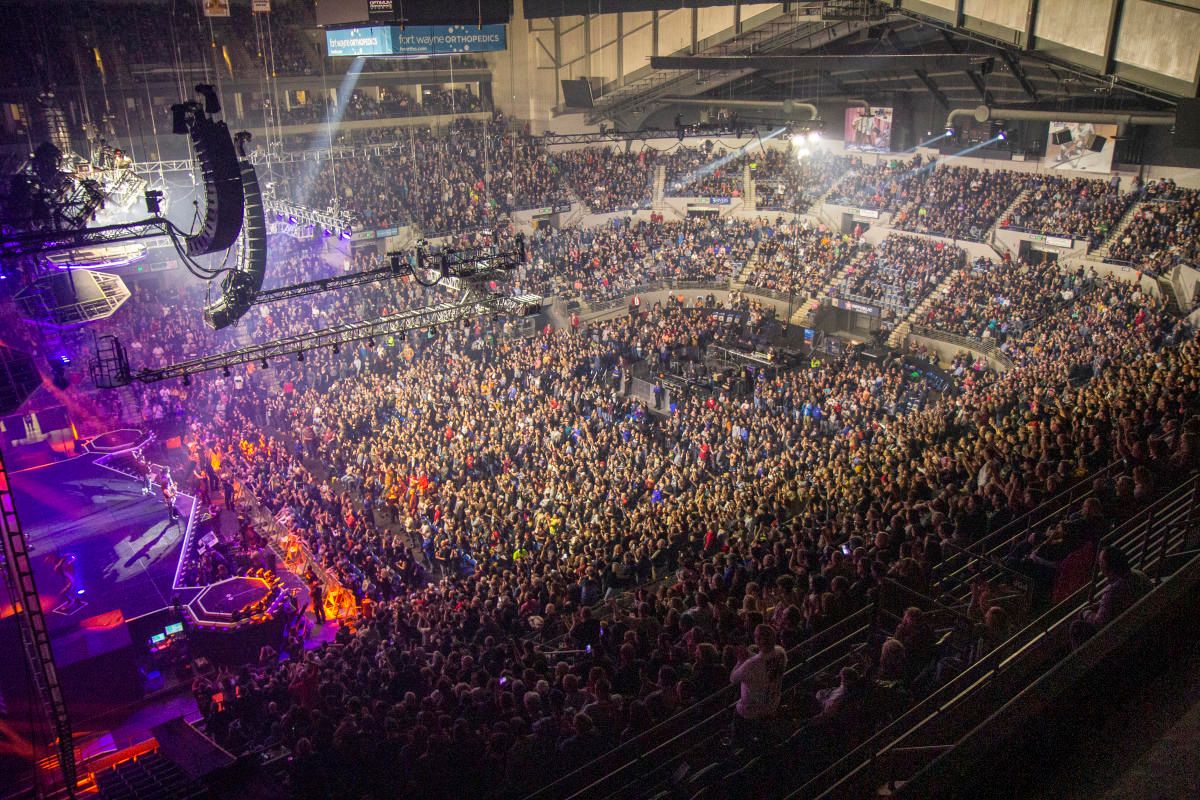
697, 7, 735, 41
1115, 0, 1200, 83
623, 23, 654, 77
1035, 0, 1113, 56
658, 9, 692, 55
964, 0, 1030, 32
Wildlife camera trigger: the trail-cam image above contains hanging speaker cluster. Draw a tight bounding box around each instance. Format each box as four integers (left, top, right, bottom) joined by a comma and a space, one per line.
204, 132, 267, 330
172, 85, 244, 257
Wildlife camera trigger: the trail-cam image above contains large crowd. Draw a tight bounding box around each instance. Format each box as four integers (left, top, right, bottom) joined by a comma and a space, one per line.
141, 221, 1187, 800
829, 159, 1026, 241
663, 144, 747, 198
830, 234, 964, 320
752, 150, 851, 212
1000, 175, 1132, 249
1105, 181, 1200, 275
917, 255, 1070, 344
741, 220, 860, 298
525, 216, 760, 302
279, 116, 568, 235
64, 190, 1190, 800
551, 147, 657, 213
19, 98, 1200, 800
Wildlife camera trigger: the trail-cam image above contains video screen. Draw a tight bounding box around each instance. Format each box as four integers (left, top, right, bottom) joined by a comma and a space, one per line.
1043, 122, 1118, 174
844, 107, 893, 153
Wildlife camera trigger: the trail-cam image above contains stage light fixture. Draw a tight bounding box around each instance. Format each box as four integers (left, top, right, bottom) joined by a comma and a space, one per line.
807, 131, 822, 143
260, 358, 269, 369
222, 365, 230, 377
182, 373, 191, 386
297, 351, 305, 363
998, 129, 1008, 141
790, 134, 807, 148
288, 215, 297, 225
323, 228, 332, 237
340, 229, 352, 240
945, 127, 955, 137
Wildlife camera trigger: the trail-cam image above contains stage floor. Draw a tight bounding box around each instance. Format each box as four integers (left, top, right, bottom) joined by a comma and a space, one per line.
9, 453, 197, 635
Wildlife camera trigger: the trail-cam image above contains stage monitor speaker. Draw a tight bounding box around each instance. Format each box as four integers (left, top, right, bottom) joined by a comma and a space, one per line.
0, 347, 41, 414
1174, 98, 1200, 149
204, 159, 266, 329
185, 116, 244, 257
1051, 128, 1072, 145
1089, 135, 1107, 153
14, 270, 131, 326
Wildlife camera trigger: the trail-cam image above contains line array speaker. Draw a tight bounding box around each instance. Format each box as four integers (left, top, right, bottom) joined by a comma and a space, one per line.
204, 159, 266, 330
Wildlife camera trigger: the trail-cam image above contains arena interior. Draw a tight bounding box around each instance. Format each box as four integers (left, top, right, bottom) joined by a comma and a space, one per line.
3, 1, 1200, 799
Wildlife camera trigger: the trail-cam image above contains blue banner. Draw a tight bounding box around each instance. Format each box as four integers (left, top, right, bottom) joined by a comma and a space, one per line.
327, 24, 507, 57
396, 25, 507, 55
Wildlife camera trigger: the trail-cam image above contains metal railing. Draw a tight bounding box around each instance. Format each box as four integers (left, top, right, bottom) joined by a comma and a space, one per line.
790, 470, 1200, 800
524, 604, 879, 800
906, 324, 1014, 369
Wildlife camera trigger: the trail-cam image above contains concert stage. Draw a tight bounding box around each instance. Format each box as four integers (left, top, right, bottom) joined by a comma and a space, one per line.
0, 448, 199, 723
9, 452, 196, 636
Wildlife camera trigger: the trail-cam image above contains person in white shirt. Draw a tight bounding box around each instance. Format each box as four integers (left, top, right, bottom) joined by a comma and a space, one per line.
729, 623, 787, 746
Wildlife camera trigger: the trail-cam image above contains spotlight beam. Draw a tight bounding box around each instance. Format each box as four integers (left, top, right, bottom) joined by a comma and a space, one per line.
670, 126, 787, 194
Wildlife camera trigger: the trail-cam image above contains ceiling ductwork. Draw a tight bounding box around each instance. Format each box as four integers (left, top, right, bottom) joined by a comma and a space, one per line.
945, 104, 1176, 132
660, 96, 870, 120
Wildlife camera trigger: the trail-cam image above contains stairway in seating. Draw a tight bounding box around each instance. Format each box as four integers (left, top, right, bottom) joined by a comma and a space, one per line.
985, 187, 1031, 243
731, 239, 766, 289
651, 165, 666, 213
789, 296, 821, 328
789, 245, 874, 328
1094, 198, 1147, 258
743, 165, 756, 212
886, 266, 964, 349
1156, 273, 1185, 316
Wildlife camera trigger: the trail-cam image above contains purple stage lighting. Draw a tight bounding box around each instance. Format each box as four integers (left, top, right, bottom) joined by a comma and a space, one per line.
340, 229, 352, 240
288, 215, 298, 225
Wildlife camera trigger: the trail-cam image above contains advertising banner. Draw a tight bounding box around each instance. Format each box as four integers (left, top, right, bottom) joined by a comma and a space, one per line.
1043, 122, 1118, 173
844, 106, 893, 153
202, 0, 231, 17
394, 24, 507, 55
326, 24, 507, 57
252, 0, 271, 11
326, 26, 397, 57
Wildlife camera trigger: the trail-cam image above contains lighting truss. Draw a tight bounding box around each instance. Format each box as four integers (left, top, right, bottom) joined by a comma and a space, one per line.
250, 258, 407, 305
123, 291, 542, 384
0, 217, 174, 260
0, 448, 76, 796
247, 236, 525, 306
264, 197, 356, 234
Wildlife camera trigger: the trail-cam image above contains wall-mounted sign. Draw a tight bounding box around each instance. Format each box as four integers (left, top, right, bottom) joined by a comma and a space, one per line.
326, 23, 507, 57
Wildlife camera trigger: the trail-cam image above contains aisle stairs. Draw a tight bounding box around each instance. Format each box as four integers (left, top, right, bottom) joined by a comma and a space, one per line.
1093, 199, 1148, 259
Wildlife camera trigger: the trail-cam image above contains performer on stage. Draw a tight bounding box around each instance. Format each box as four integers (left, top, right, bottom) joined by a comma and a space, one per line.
159, 468, 181, 524
134, 450, 155, 496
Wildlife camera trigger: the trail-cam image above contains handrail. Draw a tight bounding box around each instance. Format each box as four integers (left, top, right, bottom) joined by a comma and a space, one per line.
523, 605, 876, 800
790, 471, 1200, 800
907, 324, 1015, 369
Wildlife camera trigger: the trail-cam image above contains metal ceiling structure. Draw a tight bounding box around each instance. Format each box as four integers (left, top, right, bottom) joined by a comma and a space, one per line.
598, 1, 1188, 126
